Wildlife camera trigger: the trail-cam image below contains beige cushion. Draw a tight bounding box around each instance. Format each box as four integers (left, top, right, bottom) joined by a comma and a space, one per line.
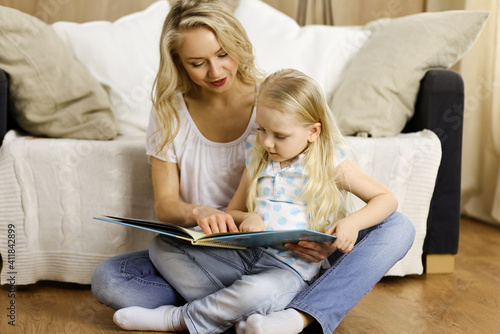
0, 6, 118, 140
330, 10, 489, 137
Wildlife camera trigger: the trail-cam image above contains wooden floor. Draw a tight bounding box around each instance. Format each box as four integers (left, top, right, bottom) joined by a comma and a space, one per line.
1, 216, 500, 334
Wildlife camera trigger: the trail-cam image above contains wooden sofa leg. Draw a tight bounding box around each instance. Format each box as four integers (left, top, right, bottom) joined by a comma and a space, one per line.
424, 254, 455, 274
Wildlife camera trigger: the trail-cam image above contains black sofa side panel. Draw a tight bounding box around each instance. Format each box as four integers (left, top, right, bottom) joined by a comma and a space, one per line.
0, 70, 8, 146
404, 69, 464, 255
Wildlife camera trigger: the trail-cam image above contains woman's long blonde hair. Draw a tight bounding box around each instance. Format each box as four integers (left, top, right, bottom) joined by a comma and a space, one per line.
246, 69, 348, 232
151, 0, 263, 156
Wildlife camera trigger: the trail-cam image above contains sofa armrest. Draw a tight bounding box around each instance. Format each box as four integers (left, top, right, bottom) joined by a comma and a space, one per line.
403, 69, 464, 256
0, 69, 8, 146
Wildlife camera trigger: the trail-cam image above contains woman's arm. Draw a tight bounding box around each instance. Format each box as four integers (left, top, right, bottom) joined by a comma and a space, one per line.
226, 168, 266, 232
151, 157, 238, 233
285, 159, 398, 260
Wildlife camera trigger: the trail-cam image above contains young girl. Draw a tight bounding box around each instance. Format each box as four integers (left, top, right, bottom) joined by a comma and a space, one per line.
112, 69, 399, 334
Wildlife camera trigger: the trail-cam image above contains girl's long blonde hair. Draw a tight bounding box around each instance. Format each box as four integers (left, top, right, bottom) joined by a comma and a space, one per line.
151, 0, 264, 156
246, 69, 348, 232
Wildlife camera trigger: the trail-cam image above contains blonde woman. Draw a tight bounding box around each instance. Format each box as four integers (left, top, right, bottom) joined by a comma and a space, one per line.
111, 68, 405, 333
91, 1, 416, 333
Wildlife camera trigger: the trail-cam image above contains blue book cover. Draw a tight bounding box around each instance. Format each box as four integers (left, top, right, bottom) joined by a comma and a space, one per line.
94, 215, 336, 250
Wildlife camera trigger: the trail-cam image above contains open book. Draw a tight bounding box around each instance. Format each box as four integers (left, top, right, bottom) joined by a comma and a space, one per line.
94, 215, 336, 250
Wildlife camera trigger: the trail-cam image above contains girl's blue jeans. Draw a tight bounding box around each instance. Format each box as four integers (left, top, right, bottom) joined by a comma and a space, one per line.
91, 211, 415, 334
149, 237, 308, 333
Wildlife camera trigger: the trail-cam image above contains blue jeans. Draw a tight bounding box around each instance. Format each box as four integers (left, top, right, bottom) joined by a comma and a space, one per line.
91, 211, 415, 333
149, 236, 308, 333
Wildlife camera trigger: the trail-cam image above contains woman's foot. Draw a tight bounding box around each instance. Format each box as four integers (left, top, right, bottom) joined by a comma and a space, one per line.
113, 305, 186, 331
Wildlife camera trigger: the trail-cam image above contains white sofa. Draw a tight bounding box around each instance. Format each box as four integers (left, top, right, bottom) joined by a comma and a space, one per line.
0, 0, 487, 284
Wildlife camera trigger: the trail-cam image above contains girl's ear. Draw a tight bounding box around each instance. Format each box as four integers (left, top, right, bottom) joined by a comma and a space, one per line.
308, 122, 322, 143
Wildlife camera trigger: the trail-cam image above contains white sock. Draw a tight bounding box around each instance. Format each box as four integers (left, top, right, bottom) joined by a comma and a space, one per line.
245, 309, 303, 334
235, 319, 246, 334
113, 305, 186, 331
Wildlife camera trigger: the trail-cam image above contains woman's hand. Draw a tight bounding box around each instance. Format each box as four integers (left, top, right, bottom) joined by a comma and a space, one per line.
239, 213, 266, 232
284, 218, 360, 262
191, 206, 239, 234
284, 240, 336, 263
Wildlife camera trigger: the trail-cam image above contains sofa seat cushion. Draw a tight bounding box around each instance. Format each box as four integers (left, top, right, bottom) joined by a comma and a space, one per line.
346, 130, 441, 276
0, 130, 440, 284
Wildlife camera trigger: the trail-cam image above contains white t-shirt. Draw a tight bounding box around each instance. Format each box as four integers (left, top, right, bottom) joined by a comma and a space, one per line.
146, 92, 257, 211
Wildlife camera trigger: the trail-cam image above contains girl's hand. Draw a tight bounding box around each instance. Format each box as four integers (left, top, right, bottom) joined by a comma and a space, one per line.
239, 214, 266, 232
191, 206, 239, 234
328, 218, 359, 253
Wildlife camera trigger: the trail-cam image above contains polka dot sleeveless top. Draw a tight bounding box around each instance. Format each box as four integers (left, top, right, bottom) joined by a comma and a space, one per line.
245, 135, 351, 281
